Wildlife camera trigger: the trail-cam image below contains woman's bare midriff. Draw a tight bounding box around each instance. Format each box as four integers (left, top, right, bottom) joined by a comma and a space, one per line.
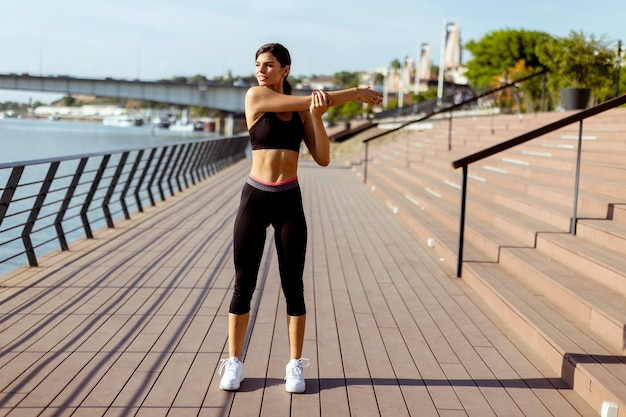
249, 149, 300, 183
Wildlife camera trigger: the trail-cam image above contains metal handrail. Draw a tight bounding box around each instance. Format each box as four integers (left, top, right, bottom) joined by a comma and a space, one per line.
451, 93, 626, 277
0, 135, 249, 273
361, 69, 548, 183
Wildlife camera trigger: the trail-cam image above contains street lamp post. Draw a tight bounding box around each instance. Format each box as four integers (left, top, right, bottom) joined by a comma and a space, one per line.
615, 40, 623, 98
437, 20, 447, 106
399, 58, 405, 108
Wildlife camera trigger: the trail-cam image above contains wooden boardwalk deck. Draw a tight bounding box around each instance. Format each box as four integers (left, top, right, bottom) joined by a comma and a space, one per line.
0, 159, 596, 417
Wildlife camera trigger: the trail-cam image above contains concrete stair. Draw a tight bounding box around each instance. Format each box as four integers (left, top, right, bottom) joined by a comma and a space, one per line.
345, 107, 626, 416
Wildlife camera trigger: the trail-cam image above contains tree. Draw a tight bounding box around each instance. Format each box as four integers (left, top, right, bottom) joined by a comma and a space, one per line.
326, 94, 364, 125
324, 71, 363, 125
334, 71, 360, 88
171, 76, 189, 84
373, 72, 385, 86
411, 87, 438, 103
62, 95, 76, 106
464, 29, 551, 87
536, 30, 614, 101
188, 74, 209, 83
464, 29, 552, 111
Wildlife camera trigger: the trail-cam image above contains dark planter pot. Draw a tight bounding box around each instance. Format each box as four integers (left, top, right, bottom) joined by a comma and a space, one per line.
560, 88, 591, 110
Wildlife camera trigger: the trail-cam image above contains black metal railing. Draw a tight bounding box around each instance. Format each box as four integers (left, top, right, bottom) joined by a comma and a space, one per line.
451, 93, 626, 277
0, 135, 249, 274
361, 70, 548, 183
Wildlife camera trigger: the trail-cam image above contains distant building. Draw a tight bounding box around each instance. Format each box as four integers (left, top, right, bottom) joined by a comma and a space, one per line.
378, 56, 417, 96
415, 43, 432, 93
442, 21, 468, 85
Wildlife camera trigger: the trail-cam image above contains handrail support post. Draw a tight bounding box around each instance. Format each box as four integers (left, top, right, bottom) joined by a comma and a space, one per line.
448, 110, 453, 151
456, 165, 468, 278
571, 120, 584, 234
405, 133, 410, 167
363, 142, 369, 184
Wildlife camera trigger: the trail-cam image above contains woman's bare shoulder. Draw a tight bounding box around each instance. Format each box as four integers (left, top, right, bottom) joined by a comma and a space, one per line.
246, 86, 272, 100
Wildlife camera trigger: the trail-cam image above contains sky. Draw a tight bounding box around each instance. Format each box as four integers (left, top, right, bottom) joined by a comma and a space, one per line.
1, 0, 624, 103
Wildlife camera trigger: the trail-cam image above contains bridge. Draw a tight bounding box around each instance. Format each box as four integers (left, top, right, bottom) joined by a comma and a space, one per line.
0, 73, 252, 113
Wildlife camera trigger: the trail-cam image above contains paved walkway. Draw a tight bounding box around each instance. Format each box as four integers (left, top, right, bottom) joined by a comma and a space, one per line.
0, 159, 595, 416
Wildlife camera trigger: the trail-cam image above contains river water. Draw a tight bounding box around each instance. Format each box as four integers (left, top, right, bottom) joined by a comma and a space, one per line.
0, 117, 224, 275
0, 117, 214, 163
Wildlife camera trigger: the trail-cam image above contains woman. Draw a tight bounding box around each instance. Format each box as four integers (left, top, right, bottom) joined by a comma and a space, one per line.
218, 43, 382, 393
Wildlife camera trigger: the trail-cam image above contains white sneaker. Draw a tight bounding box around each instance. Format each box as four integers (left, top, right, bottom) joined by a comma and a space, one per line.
218, 357, 244, 391
285, 358, 310, 393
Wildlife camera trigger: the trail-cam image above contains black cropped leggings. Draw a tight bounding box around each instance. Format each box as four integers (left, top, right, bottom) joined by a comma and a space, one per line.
230, 177, 307, 316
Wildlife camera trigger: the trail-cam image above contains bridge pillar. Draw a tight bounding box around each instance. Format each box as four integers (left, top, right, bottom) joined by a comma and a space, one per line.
224, 114, 234, 137
214, 113, 246, 137
214, 114, 234, 137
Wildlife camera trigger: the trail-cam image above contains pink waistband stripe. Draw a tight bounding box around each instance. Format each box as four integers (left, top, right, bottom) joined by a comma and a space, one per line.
249, 175, 298, 186
247, 175, 299, 192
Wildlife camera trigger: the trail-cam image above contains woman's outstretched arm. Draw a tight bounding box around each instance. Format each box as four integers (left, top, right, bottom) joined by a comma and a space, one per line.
325, 87, 383, 107
245, 86, 311, 126
245, 85, 383, 126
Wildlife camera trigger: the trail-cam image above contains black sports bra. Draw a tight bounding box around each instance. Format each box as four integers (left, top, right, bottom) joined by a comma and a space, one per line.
249, 112, 304, 152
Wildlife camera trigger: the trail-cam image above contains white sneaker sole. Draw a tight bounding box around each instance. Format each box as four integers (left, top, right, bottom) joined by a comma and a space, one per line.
220, 381, 242, 391
285, 382, 305, 393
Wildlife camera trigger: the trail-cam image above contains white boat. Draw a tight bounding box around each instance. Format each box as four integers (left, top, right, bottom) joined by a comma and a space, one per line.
103, 115, 143, 127
168, 109, 203, 132
169, 120, 195, 132
150, 116, 171, 129
1, 110, 17, 119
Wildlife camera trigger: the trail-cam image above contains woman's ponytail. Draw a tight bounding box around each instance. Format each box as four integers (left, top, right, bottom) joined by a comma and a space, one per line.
282, 78, 292, 95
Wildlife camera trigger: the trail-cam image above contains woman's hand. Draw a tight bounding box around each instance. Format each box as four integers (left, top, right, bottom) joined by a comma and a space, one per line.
356, 87, 383, 105
309, 90, 331, 118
